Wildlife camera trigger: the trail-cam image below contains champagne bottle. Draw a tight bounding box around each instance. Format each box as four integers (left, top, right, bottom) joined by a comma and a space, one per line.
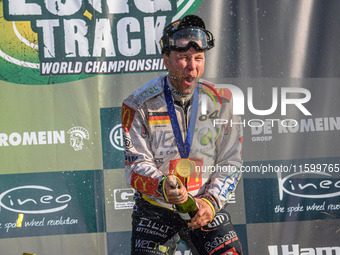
170, 178, 199, 222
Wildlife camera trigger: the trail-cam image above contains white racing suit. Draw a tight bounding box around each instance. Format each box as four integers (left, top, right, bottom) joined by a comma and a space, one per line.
122, 73, 244, 255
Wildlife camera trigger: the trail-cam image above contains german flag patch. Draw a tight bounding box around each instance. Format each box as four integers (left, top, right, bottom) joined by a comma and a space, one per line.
148, 112, 171, 126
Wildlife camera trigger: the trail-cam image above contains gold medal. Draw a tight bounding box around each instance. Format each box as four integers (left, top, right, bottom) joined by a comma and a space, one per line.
176, 158, 194, 178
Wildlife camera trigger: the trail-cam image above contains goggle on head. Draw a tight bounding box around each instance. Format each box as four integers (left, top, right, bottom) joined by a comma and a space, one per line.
160, 27, 214, 54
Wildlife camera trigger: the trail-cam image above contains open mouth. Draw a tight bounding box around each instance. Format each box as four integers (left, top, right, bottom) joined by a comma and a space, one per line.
184, 76, 195, 84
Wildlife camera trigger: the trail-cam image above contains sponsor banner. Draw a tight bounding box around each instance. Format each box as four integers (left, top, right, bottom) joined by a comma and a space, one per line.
243, 158, 340, 224
0, 233, 107, 255
0, 82, 102, 174
107, 231, 132, 255
0, 170, 105, 238
206, 78, 340, 161
247, 220, 340, 254
100, 107, 125, 169
1, 1, 340, 253
0, 0, 202, 85
104, 169, 134, 233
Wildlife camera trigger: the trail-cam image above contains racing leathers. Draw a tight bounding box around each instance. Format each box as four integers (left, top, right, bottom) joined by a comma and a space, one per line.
122, 73, 243, 254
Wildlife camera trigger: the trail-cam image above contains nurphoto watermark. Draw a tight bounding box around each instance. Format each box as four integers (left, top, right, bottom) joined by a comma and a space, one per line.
200, 83, 312, 128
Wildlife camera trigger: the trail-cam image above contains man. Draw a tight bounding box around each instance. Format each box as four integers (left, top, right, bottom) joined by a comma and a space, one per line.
122, 14, 243, 255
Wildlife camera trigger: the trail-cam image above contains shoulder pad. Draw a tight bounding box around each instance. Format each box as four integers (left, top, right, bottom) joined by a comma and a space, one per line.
201, 81, 232, 103
216, 87, 232, 102
129, 74, 165, 108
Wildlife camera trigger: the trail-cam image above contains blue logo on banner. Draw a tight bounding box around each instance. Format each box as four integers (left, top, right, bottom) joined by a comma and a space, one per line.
100, 107, 125, 169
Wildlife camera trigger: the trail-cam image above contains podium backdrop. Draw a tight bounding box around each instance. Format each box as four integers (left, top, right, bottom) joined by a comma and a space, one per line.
0, 1, 339, 254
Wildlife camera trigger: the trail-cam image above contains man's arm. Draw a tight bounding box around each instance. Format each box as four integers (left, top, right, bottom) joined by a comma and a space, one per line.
122, 102, 165, 198
198, 96, 244, 214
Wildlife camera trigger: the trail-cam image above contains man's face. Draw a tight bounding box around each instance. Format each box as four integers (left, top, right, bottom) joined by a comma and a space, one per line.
163, 46, 205, 95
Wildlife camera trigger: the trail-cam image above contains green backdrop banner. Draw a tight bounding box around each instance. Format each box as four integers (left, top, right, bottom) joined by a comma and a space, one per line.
0, 1, 339, 255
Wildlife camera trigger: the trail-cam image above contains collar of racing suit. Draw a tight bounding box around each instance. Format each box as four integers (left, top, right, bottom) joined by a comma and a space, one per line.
167, 76, 194, 130
167, 77, 195, 107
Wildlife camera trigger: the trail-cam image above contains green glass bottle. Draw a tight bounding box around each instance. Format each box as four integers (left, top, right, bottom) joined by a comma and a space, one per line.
171, 179, 199, 222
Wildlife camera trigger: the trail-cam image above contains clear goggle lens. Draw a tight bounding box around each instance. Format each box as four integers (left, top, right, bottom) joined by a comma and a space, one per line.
167, 28, 213, 52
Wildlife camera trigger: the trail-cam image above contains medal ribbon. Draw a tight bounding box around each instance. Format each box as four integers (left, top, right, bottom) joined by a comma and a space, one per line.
163, 78, 199, 158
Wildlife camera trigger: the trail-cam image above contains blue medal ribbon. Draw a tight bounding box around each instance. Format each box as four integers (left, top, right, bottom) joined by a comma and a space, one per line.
163, 77, 199, 158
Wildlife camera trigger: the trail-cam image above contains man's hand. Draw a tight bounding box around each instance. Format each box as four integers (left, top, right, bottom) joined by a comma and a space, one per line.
164, 175, 188, 204
188, 198, 214, 229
